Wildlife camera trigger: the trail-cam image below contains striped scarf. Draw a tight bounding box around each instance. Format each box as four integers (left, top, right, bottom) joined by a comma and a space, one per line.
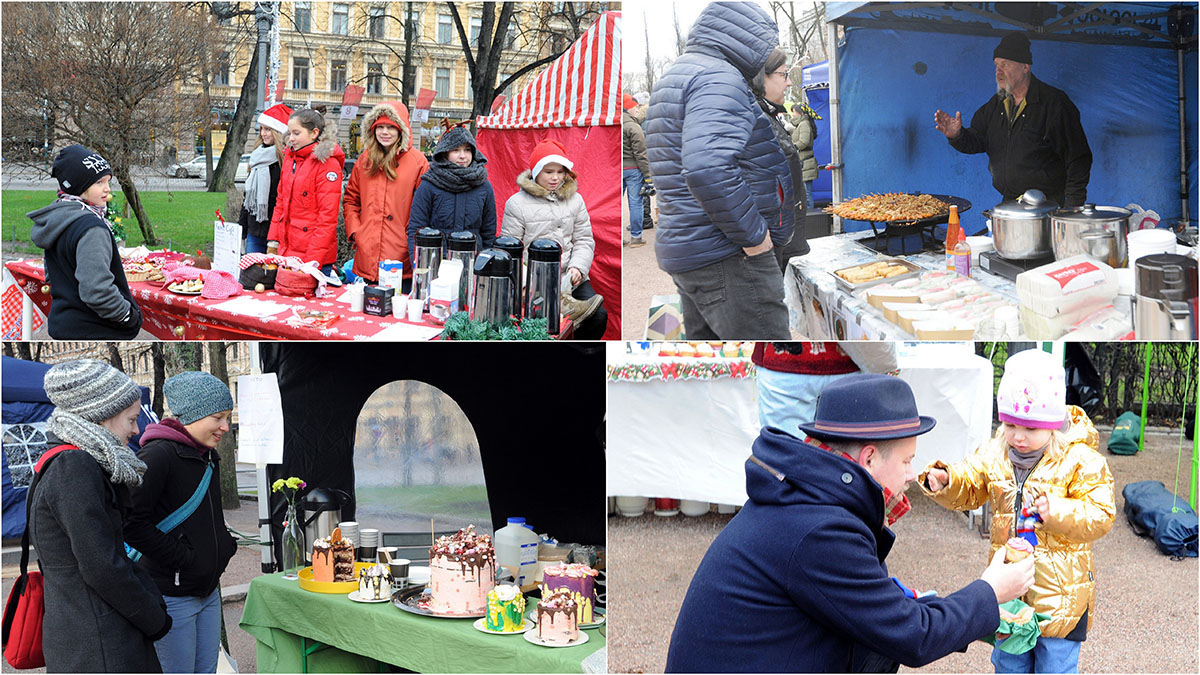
803, 436, 911, 526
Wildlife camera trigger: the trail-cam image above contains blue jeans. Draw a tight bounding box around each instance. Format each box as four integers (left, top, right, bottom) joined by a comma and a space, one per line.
757, 367, 856, 438
623, 168, 644, 238
244, 233, 268, 254
155, 588, 221, 673
804, 180, 815, 209
991, 636, 1081, 674
671, 251, 789, 339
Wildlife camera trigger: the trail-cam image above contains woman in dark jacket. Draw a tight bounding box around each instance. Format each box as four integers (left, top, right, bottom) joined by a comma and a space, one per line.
751, 48, 809, 272
30, 359, 171, 673
406, 124, 498, 273
239, 103, 290, 253
126, 371, 238, 674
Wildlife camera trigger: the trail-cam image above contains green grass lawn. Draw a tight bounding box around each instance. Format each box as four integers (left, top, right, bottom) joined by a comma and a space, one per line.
355, 484, 490, 521
3, 189, 228, 255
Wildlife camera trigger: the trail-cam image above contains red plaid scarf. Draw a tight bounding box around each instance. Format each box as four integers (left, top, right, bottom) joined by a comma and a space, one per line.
803, 436, 912, 526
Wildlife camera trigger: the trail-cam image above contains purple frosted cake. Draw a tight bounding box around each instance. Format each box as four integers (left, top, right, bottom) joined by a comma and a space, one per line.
540, 563, 598, 623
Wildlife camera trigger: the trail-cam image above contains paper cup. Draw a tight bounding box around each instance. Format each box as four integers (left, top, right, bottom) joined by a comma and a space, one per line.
406, 297, 424, 323
392, 295, 408, 319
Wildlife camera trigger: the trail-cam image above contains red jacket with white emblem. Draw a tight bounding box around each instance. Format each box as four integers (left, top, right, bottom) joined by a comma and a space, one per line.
268, 127, 345, 266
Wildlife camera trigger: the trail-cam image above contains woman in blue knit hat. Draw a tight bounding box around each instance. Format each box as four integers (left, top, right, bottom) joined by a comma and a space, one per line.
126, 371, 238, 673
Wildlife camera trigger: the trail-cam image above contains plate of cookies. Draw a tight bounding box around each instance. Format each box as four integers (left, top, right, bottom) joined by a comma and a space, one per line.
832, 258, 921, 292
167, 279, 204, 295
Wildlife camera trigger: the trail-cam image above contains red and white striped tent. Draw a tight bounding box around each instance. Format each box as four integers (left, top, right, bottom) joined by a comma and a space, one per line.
477, 11, 622, 338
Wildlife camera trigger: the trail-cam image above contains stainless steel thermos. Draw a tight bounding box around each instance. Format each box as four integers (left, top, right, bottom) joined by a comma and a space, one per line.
524, 239, 562, 335
471, 249, 514, 329
413, 228, 444, 305
493, 235, 525, 320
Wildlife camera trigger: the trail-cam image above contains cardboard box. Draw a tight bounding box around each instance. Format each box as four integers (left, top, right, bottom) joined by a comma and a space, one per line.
867, 288, 921, 309
912, 319, 976, 340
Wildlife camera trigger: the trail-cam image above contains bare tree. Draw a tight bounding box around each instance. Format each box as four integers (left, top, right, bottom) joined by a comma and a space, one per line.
643, 12, 656, 93
673, 5, 686, 57
447, 2, 602, 120
107, 344, 125, 372
151, 343, 167, 419
2, 3, 215, 245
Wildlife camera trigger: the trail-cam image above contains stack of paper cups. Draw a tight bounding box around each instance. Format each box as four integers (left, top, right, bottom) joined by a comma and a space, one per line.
338, 521, 359, 547
1128, 228, 1176, 267
359, 528, 380, 562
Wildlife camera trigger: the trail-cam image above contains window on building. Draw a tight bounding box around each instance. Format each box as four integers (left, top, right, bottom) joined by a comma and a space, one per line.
470, 17, 482, 44
437, 13, 453, 43
553, 1, 566, 12
214, 2, 232, 25
435, 67, 450, 99
505, 18, 518, 48
294, 1, 311, 32
404, 7, 421, 38
367, 62, 383, 95
369, 6, 386, 39
214, 52, 230, 86
330, 60, 347, 92
331, 3, 349, 35
292, 57, 310, 90
408, 68, 420, 96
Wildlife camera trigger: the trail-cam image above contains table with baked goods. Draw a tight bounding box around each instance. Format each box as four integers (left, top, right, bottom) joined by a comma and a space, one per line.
239, 572, 606, 674
5, 258, 573, 341
783, 233, 1139, 341
605, 342, 994, 507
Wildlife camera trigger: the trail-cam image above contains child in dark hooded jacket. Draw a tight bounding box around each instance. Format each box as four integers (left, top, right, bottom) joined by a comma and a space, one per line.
405, 124, 497, 272
28, 144, 143, 339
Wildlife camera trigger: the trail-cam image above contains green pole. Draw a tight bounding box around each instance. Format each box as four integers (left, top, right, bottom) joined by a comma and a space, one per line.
1139, 342, 1152, 453
1191, 343, 1198, 510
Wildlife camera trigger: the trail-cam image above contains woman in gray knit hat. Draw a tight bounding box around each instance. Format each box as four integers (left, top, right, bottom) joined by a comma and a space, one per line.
126, 371, 238, 674
30, 359, 171, 673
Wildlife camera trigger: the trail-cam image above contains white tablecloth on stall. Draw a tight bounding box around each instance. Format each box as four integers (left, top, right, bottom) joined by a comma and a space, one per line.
606, 346, 995, 506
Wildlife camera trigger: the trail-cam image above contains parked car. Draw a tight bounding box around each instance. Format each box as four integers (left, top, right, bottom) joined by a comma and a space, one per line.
167, 154, 250, 181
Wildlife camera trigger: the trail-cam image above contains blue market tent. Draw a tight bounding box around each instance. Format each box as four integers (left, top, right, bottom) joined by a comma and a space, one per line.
1, 356, 156, 538
801, 61, 833, 205
822, 2, 1198, 234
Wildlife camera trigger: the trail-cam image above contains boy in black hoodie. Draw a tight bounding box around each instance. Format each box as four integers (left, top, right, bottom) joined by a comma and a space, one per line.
28, 144, 143, 339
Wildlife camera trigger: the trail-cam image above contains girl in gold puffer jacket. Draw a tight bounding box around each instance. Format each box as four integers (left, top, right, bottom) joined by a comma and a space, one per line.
919, 349, 1115, 673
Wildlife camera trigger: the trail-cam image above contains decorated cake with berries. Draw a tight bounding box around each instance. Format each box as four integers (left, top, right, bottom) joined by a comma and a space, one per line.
429, 525, 496, 615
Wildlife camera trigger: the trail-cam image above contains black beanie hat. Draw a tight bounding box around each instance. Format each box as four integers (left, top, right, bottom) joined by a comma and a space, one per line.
52, 144, 113, 196
994, 32, 1032, 65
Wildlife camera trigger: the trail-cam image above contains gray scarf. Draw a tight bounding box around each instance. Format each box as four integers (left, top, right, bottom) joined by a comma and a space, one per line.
1008, 444, 1046, 486
47, 409, 147, 487
243, 144, 279, 222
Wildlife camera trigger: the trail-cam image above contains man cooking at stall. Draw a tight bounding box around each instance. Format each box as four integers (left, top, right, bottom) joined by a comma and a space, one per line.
934, 32, 1093, 208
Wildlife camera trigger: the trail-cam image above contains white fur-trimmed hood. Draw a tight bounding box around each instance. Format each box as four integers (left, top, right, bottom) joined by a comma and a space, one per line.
516, 169, 578, 200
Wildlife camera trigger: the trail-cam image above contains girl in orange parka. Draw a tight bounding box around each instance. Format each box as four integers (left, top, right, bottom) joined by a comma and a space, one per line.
267, 108, 345, 275
343, 101, 429, 288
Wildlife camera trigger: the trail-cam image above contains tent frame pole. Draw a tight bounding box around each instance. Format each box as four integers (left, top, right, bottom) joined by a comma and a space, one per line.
250, 341, 274, 574
827, 19, 844, 234
1177, 45, 1191, 228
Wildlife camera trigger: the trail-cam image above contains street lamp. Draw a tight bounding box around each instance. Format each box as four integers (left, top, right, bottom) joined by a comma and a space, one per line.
256, 2, 274, 113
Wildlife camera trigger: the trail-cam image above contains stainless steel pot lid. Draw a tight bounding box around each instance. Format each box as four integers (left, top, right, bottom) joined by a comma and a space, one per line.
1052, 203, 1133, 222
989, 189, 1059, 219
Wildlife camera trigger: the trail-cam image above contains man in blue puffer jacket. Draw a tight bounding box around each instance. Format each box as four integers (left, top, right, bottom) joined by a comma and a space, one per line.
645, 1, 795, 339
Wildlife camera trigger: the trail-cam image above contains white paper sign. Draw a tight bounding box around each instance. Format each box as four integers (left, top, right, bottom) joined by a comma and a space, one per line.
411, 108, 429, 123
213, 220, 242, 275
339, 105, 359, 120
237, 373, 284, 464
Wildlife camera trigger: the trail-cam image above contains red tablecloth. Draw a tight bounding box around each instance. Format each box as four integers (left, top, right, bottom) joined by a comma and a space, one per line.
5, 259, 442, 340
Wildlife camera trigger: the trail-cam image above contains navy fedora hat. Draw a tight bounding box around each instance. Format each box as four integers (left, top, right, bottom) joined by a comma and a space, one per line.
797, 374, 937, 441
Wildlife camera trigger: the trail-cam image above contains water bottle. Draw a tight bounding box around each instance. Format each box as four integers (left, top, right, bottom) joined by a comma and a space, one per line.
493, 517, 539, 587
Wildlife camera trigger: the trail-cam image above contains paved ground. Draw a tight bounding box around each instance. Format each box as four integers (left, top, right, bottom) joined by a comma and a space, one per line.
606, 430, 1198, 674
620, 193, 671, 340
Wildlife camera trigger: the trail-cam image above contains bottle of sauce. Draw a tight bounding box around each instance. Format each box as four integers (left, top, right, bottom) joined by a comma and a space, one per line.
952, 226, 972, 277
944, 205, 960, 272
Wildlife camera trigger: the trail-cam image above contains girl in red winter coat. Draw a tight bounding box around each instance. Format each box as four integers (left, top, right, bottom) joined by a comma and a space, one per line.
267, 108, 346, 275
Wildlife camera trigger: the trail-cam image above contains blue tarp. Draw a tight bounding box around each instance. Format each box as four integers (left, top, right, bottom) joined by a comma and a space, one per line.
836, 26, 1197, 233
2, 356, 156, 538
802, 62, 833, 205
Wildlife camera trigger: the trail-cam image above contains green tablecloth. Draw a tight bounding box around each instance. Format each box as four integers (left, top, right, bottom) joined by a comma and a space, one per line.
239, 573, 605, 673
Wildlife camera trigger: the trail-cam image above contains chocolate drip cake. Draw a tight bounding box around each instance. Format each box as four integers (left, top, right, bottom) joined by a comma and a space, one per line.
358, 563, 393, 600
429, 525, 496, 615
536, 588, 579, 645
313, 527, 355, 583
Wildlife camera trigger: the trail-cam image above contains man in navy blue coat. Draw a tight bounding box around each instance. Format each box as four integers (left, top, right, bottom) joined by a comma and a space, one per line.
644, 2, 795, 339
666, 375, 1035, 673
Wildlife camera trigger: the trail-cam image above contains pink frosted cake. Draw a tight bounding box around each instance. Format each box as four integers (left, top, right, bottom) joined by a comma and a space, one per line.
428, 525, 496, 615
541, 563, 599, 623
536, 588, 579, 645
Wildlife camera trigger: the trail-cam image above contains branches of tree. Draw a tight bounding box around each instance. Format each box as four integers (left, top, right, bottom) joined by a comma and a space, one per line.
2, 2, 215, 245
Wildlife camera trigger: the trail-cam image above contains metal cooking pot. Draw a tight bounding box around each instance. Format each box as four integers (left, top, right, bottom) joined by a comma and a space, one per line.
983, 190, 1057, 260
1051, 203, 1131, 268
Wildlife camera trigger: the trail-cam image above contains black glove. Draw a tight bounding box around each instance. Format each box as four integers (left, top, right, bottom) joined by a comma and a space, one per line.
639, 179, 656, 197
119, 302, 143, 330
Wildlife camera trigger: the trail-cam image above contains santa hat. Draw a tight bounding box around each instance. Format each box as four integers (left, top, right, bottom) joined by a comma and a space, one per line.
529, 139, 573, 180
258, 103, 293, 134
622, 93, 637, 110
